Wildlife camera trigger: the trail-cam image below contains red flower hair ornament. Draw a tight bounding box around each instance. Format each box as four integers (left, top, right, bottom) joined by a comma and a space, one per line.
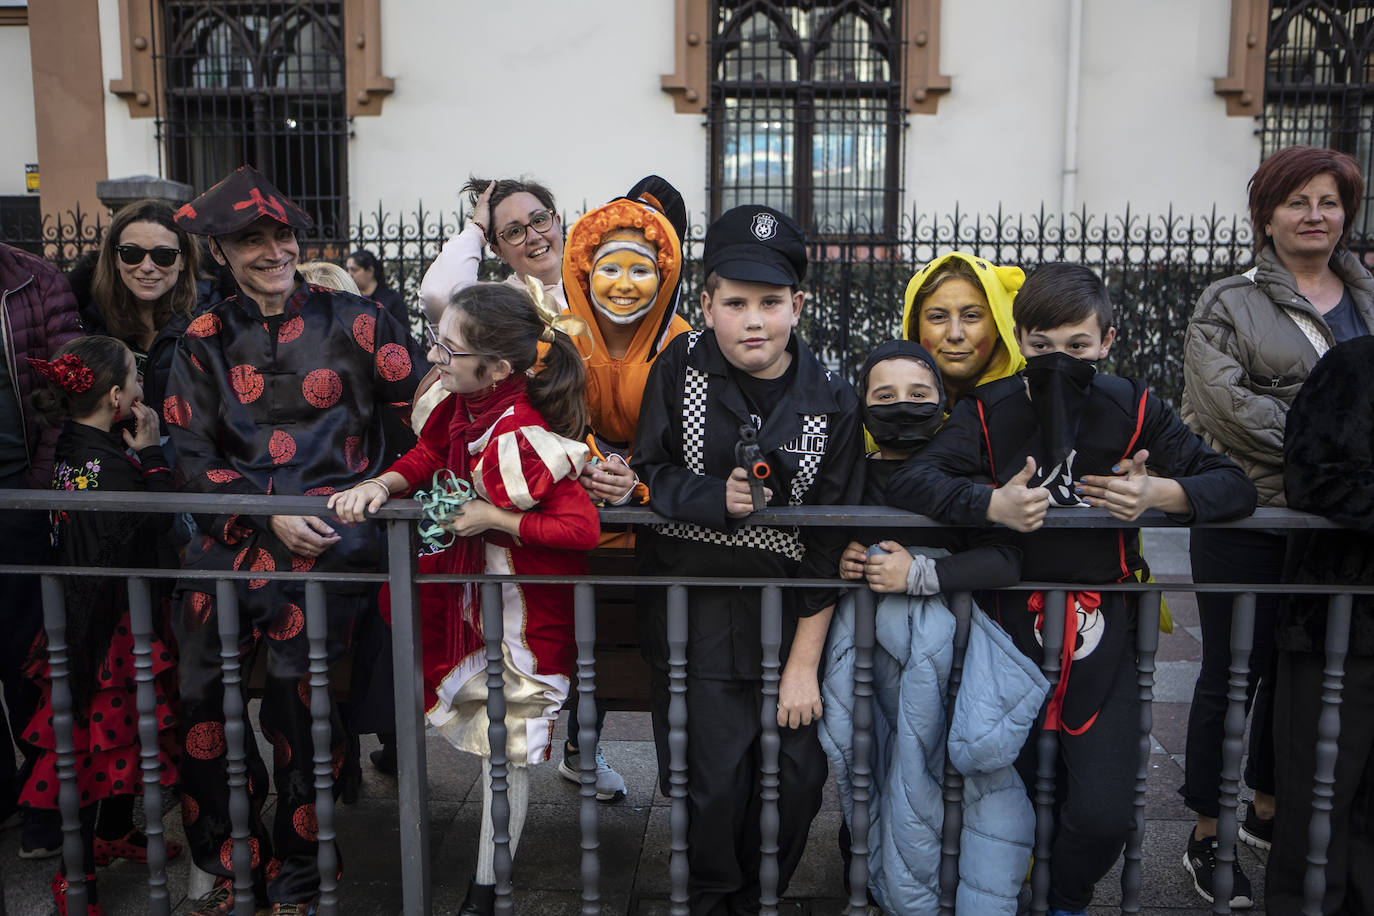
27, 354, 95, 394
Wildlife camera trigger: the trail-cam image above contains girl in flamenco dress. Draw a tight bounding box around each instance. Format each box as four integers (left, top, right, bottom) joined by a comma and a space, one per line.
329, 281, 600, 916
24, 336, 181, 915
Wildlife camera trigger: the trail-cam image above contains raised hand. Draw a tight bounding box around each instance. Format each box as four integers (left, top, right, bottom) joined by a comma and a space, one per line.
986, 456, 1051, 532
1077, 448, 1157, 520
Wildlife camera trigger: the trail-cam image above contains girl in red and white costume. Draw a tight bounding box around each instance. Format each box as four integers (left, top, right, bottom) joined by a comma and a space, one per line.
330, 281, 599, 915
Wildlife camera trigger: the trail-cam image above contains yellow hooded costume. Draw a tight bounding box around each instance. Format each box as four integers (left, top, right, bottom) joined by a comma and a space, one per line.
901, 251, 1026, 389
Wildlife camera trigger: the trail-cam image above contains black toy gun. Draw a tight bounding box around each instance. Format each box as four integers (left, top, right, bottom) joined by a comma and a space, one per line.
734, 424, 771, 512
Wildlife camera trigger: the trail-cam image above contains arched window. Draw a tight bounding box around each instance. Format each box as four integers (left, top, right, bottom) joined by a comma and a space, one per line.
709, 0, 904, 235
1262, 1, 1374, 238
159, 1, 348, 234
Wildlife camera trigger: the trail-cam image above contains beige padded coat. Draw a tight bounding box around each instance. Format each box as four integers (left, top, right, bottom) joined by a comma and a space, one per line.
1181, 245, 1374, 507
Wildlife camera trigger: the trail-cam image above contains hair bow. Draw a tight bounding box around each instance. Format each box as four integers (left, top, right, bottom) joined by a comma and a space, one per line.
523, 276, 593, 351
27, 354, 94, 394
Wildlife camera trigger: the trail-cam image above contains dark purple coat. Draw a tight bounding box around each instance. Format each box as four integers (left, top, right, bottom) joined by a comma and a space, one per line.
0, 243, 83, 488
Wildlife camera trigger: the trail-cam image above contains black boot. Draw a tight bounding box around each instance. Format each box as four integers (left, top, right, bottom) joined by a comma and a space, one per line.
369, 733, 397, 777
338, 733, 362, 805
457, 879, 496, 916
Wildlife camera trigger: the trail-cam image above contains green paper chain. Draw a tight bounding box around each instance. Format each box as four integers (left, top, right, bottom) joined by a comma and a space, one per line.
414, 469, 476, 551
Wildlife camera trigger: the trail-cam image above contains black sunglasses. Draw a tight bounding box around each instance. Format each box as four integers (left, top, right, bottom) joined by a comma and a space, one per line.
116, 244, 181, 268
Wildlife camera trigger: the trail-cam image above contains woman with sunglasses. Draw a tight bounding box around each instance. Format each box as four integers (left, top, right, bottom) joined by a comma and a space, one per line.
419, 177, 565, 319
86, 199, 201, 420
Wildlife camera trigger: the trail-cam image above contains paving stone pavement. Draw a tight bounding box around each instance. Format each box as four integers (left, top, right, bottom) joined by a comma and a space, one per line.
1, 528, 1274, 913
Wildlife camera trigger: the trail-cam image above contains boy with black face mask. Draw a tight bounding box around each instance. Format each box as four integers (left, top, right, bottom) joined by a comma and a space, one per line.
839, 339, 1020, 595
887, 264, 1257, 916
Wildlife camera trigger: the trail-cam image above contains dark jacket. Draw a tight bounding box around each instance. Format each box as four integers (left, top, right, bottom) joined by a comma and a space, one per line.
631, 329, 864, 679
1280, 336, 1374, 656
0, 243, 84, 488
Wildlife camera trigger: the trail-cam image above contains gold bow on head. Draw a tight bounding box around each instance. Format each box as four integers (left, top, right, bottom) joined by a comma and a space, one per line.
524, 275, 593, 354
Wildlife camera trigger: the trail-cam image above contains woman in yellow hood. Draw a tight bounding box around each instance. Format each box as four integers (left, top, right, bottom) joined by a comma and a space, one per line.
902, 252, 1025, 405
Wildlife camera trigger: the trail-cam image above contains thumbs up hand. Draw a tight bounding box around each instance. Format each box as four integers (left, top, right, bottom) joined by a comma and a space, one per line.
986, 456, 1051, 532
1077, 448, 1155, 520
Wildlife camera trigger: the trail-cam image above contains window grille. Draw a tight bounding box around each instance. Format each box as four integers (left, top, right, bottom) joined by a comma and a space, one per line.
1262, 1, 1374, 239
707, 0, 904, 235
156, 1, 350, 236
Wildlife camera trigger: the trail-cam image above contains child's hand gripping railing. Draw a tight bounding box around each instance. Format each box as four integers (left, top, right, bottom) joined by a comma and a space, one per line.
414, 469, 476, 550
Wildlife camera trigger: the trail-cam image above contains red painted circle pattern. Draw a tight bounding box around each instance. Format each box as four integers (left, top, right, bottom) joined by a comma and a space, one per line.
343, 436, 369, 474
265, 858, 283, 881
352, 314, 376, 353
291, 555, 315, 573
293, 804, 318, 841
185, 721, 226, 760
182, 795, 199, 825
233, 546, 275, 589
278, 316, 304, 343
375, 343, 413, 382
190, 354, 207, 372
303, 486, 334, 497
185, 591, 212, 631
204, 469, 243, 483
229, 364, 264, 403
187, 314, 221, 338
268, 604, 304, 641
163, 396, 191, 427
297, 677, 311, 707
302, 368, 342, 408
268, 430, 296, 465
219, 837, 260, 871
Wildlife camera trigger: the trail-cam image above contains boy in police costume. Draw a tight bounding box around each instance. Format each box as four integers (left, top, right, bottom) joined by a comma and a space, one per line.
632, 205, 864, 914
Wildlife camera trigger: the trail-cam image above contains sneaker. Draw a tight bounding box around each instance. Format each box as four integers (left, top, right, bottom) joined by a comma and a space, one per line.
1183, 831, 1254, 909
558, 745, 627, 803
187, 879, 237, 916
19, 810, 63, 859
1239, 805, 1274, 851
269, 902, 318, 915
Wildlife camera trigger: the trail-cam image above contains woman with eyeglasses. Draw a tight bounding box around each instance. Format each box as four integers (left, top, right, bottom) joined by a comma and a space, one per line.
419, 177, 565, 319
86, 199, 201, 420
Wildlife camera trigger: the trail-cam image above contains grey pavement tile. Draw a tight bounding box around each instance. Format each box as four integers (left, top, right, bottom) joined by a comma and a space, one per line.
1151, 660, 1203, 704
1149, 702, 1192, 756
1093, 817, 1267, 911
525, 739, 660, 809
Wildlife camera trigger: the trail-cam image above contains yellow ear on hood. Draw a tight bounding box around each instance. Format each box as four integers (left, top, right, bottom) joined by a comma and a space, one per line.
991, 264, 1026, 295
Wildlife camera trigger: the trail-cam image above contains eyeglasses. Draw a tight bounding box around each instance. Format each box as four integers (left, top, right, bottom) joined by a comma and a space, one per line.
496, 209, 556, 246
116, 244, 181, 268
424, 323, 483, 366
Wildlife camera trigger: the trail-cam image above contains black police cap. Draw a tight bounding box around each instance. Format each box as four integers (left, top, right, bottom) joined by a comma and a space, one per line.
702, 205, 806, 287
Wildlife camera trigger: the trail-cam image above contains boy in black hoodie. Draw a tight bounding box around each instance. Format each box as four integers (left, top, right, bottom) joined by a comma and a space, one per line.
887, 264, 1256, 915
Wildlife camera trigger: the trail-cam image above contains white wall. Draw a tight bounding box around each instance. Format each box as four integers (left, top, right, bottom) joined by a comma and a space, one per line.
0, 24, 38, 196
350, 1, 707, 227
98, 0, 163, 183
910, 0, 1258, 218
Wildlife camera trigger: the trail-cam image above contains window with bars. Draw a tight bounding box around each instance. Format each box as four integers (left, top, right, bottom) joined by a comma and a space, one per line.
1262, 1, 1374, 239
157, 1, 349, 236
707, 0, 904, 236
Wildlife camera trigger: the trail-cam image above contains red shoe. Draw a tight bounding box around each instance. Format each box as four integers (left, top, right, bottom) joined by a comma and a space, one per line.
92, 829, 183, 866
51, 872, 105, 916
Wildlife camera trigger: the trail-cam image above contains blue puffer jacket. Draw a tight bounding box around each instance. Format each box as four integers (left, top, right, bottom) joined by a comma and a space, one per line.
820, 576, 1048, 915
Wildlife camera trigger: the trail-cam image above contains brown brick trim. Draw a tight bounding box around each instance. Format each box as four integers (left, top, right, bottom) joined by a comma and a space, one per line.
0, 7, 28, 27
28, 0, 108, 217
345, 0, 394, 116
1216, 0, 1267, 116
109, 0, 159, 118
661, 1, 948, 116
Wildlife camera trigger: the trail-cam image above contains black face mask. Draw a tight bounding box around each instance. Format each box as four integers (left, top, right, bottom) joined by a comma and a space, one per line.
863, 401, 943, 452
1023, 351, 1097, 504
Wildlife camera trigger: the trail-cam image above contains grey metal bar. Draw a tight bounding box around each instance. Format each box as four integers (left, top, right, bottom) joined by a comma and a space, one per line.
758, 585, 783, 915
848, 586, 876, 916
306, 581, 339, 914
573, 582, 601, 914
386, 518, 431, 916
128, 577, 170, 916
1121, 590, 1161, 913
215, 579, 255, 916
1303, 591, 1353, 915
482, 580, 513, 916
42, 574, 88, 910
938, 589, 974, 914
1215, 592, 1256, 915
1030, 589, 1066, 916
667, 584, 690, 916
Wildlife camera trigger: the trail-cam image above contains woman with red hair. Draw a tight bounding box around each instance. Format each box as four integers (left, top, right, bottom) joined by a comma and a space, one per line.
1180, 145, 1374, 909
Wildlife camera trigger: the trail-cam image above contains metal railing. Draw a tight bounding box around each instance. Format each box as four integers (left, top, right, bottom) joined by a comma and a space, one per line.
0, 490, 1365, 916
